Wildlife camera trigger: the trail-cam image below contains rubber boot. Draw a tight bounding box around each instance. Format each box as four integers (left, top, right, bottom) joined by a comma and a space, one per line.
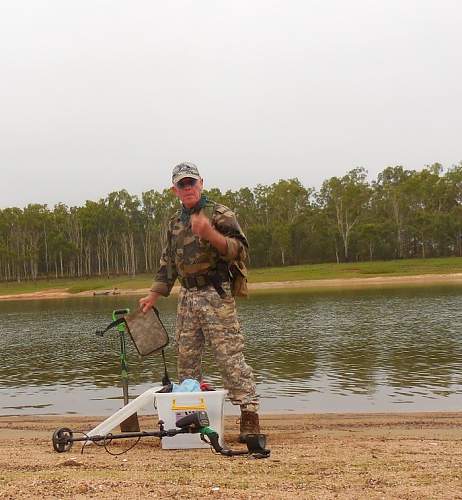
239, 410, 260, 443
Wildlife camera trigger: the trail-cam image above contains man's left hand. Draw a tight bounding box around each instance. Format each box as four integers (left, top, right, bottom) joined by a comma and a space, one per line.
191, 212, 214, 240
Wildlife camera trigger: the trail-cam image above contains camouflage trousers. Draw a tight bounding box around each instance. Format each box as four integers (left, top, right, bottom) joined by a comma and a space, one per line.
175, 284, 258, 408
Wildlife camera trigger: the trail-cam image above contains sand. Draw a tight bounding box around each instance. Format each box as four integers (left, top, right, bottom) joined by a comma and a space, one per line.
2, 273, 462, 301
0, 412, 461, 499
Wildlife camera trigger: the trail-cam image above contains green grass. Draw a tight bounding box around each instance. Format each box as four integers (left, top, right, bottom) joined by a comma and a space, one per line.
2, 257, 462, 296
248, 257, 462, 283
0, 275, 151, 296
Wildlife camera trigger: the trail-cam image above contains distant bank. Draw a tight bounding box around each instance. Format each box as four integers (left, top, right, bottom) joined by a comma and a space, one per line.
1, 271, 462, 301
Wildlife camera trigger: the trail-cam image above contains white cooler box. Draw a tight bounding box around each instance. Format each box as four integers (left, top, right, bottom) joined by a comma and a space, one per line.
155, 390, 227, 449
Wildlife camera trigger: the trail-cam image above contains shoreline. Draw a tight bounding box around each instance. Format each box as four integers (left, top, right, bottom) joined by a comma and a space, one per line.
2, 272, 462, 301
1, 411, 461, 498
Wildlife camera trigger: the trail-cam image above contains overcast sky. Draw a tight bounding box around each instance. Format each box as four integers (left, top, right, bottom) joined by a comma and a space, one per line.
1, 0, 461, 208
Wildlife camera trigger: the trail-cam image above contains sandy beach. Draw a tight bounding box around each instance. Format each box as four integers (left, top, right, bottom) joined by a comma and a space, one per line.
2, 272, 462, 301
0, 412, 461, 499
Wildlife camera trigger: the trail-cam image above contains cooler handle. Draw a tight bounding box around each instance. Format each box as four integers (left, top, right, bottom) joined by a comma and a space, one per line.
171, 398, 207, 411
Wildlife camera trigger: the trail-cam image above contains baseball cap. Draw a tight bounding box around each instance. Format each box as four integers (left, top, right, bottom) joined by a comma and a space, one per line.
172, 162, 201, 185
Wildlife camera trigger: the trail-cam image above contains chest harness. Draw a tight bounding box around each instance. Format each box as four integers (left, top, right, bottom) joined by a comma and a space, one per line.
170, 198, 230, 298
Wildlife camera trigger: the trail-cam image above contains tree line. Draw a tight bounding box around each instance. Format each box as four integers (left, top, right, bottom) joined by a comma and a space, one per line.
1, 162, 462, 282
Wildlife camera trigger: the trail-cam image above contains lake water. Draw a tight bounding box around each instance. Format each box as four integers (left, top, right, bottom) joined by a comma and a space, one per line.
1, 286, 462, 416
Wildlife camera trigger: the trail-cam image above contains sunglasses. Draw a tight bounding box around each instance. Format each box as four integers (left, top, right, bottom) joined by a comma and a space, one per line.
176, 178, 198, 189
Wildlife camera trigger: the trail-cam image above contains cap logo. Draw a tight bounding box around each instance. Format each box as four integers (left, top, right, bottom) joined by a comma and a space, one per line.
172, 162, 200, 183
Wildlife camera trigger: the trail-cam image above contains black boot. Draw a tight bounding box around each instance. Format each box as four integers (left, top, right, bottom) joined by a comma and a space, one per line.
239, 410, 260, 443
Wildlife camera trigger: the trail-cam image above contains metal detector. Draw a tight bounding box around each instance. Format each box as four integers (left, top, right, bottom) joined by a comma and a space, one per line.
52, 411, 270, 459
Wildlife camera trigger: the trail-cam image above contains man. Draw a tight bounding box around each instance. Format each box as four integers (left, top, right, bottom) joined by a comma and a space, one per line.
139, 162, 260, 442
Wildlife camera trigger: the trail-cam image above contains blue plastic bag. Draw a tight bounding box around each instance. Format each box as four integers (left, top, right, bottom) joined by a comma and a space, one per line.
172, 378, 201, 392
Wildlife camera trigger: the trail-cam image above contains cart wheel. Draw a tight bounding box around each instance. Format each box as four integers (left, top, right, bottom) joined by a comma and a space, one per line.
245, 433, 268, 454
52, 427, 74, 453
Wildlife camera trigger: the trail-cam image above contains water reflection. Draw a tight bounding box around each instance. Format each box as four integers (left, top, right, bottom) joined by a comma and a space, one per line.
1, 286, 462, 415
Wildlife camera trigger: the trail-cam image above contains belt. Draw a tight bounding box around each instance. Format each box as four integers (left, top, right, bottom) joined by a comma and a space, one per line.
179, 272, 229, 298
180, 274, 213, 290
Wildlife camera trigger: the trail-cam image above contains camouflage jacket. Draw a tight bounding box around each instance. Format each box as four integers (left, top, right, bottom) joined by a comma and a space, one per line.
150, 200, 248, 296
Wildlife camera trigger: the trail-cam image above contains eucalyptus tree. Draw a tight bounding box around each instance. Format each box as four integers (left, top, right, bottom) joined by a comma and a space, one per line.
0, 208, 17, 281
318, 168, 371, 262
22, 204, 51, 280
444, 162, 462, 256
47, 204, 77, 278
253, 184, 272, 228
403, 164, 446, 258
0, 208, 24, 281
266, 179, 312, 265
105, 190, 142, 276
77, 200, 111, 277
246, 224, 272, 267
233, 187, 257, 232
372, 166, 412, 259
141, 188, 178, 274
